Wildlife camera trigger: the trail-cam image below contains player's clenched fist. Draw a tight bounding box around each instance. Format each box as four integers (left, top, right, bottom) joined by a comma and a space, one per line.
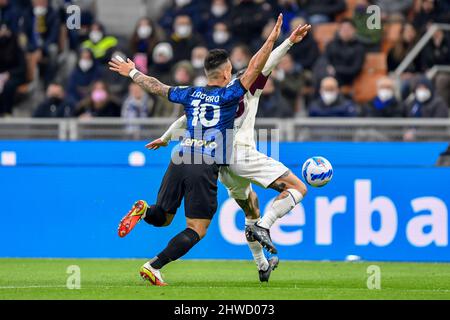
108, 58, 136, 77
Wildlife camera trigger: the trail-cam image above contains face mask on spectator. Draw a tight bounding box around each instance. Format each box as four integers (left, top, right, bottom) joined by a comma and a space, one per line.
191, 58, 204, 69
211, 5, 227, 17
91, 89, 107, 103
194, 76, 208, 87
321, 91, 338, 105
137, 25, 152, 39
79, 59, 93, 72
175, 24, 192, 38
213, 31, 229, 44
89, 30, 103, 43
33, 6, 47, 16
416, 88, 431, 103
232, 60, 247, 71
175, 0, 191, 7
377, 88, 394, 102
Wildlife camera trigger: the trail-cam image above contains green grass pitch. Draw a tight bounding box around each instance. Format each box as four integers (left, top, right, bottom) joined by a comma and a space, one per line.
0, 259, 449, 300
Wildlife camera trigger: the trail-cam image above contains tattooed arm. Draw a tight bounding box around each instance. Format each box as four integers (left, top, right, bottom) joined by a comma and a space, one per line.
108, 58, 170, 98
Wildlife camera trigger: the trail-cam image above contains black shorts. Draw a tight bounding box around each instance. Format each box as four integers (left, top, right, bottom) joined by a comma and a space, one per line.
156, 159, 219, 220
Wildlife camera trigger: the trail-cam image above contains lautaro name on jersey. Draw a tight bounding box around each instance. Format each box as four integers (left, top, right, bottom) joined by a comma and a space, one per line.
168, 78, 246, 164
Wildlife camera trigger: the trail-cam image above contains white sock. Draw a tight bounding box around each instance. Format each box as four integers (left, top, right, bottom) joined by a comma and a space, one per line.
258, 189, 303, 229
246, 218, 269, 271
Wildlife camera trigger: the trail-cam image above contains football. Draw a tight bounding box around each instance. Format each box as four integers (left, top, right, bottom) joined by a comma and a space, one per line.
302, 156, 333, 187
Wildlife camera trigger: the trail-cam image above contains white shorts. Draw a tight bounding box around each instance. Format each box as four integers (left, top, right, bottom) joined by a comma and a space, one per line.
219, 145, 289, 200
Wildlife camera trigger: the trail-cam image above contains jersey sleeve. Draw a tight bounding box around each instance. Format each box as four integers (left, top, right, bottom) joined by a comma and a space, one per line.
168, 86, 192, 104
221, 79, 247, 105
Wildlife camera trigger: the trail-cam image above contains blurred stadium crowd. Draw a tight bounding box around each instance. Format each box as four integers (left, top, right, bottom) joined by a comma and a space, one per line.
0, 0, 449, 120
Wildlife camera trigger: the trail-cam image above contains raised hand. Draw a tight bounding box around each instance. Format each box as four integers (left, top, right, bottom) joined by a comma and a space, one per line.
267, 13, 283, 43
108, 58, 136, 77
289, 24, 312, 44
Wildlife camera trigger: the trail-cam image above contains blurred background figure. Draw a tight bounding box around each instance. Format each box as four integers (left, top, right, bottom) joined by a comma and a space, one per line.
405, 77, 448, 118
33, 82, 73, 117
151, 42, 174, 84
25, 0, 60, 87
129, 17, 161, 75
82, 22, 118, 64
352, 0, 382, 51
230, 44, 251, 72
207, 21, 234, 51
301, 0, 346, 25
169, 14, 203, 63
308, 76, 357, 117
74, 80, 120, 118
0, 25, 27, 117
360, 77, 404, 117
67, 48, 100, 104
257, 76, 293, 118
323, 19, 365, 86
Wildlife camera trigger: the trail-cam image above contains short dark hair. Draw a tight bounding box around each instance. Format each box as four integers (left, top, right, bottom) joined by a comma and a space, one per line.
204, 49, 229, 72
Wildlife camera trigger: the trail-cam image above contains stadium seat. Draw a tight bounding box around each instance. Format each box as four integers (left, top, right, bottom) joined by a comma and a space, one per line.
352, 52, 388, 103
313, 23, 339, 52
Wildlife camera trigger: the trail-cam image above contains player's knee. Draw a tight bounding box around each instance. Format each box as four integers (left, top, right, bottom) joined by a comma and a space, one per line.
186, 221, 209, 239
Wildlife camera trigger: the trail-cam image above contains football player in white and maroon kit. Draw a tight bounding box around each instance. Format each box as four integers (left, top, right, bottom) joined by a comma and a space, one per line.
147, 24, 310, 281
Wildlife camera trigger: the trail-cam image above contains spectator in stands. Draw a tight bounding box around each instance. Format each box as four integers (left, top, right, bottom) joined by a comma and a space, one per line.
159, 0, 202, 35
257, 76, 293, 118
353, 0, 382, 51
0, 0, 20, 33
190, 45, 208, 76
121, 82, 156, 119
308, 76, 358, 117
33, 82, 74, 117
273, 53, 303, 110
412, 0, 443, 34
129, 17, 160, 74
25, 0, 60, 86
288, 17, 319, 71
150, 42, 174, 84
169, 14, 203, 63
74, 80, 121, 118
67, 48, 100, 104
0, 25, 27, 117
420, 28, 450, 107
387, 23, 420, 72
324, 19, 365, 86
230, 0, 270, 44
274, 0, 305, 34
405, 77, 448, 118
251, 19, 283, 54
420, 28, 450, 70
200, 0, 232, 31
361, 77, 404, 117
171, 61, 195, 87
207, 21, 234, 51
82, 22, 118, 64
301, 0, 347, 25
374, 0, 414, 19
230, 44, 251, 72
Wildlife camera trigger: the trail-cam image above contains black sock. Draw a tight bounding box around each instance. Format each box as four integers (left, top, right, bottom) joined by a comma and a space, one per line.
150, 228, 201, 269
143, 205, 167, 227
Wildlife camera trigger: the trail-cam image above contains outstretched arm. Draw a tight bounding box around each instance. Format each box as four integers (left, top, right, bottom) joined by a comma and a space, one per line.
108, 58, 170, 98
239, 14, 283, 90
146, 115, 187, 150
262, 23, 311, 76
